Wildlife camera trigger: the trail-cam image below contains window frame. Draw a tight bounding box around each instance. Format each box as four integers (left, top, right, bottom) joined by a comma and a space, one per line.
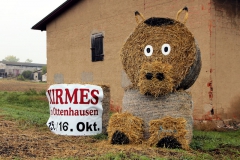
91, 32, 104, 62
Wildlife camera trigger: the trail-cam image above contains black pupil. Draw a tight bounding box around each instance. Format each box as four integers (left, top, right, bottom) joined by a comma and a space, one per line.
164, 47, 168, 52
147, 48, 151, 53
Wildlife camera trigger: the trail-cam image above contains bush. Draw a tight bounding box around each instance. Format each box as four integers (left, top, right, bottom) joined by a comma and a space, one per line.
42, 65, 47, 74
17, 75, 25, 81
22, 70, 33, 80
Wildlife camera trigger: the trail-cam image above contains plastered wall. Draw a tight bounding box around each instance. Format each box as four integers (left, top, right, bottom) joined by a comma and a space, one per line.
46, 0, 240, 119
209, 0, 240, 120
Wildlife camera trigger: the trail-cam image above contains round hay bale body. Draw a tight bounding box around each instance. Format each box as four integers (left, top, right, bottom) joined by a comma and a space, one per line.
122, 89, 193, 144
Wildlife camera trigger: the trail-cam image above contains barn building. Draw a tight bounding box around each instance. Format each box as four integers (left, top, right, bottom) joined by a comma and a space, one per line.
0, 61, 45, 78
32, 0, 240, 121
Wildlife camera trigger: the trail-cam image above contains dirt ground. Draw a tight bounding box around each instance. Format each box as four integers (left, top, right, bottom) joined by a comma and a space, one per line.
0, 79, 47, 92
0, 118, 195, 160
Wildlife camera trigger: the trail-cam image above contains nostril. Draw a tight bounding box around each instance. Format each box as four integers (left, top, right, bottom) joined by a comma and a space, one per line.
156, 73, 164, 81
145, 73, 153, 80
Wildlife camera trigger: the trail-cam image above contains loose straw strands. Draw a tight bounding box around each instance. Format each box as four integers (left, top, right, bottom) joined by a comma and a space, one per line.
107, 112, 144, 144
148, 116, 189, 150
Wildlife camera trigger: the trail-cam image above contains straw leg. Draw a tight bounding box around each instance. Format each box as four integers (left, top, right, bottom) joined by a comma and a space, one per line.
111, 130, 130, 144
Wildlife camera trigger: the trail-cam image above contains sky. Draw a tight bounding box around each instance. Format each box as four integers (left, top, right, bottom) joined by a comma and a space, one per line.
0, 0, 66, 64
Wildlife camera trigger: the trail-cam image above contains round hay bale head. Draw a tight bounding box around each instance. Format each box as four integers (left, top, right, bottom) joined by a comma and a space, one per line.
121, 17, 201, 95
122, 89, 193, 144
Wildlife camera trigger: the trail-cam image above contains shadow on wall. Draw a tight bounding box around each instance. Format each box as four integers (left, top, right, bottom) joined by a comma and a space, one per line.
213, 0, 240, 19
229, 94, 240, 121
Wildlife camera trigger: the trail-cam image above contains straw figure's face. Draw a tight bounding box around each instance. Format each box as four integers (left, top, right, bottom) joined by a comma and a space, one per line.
121, 16, 198, 97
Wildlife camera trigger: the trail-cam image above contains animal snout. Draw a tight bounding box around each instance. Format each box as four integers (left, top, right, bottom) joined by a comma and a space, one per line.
145, 73, 153, 80
156, 73, 164, 81
145, 72, 165, 81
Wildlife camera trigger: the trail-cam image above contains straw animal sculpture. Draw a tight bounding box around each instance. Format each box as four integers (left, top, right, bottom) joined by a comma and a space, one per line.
108, 7, 201, 150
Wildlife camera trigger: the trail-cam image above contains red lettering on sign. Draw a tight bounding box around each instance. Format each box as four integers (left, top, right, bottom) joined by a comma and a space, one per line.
91, 89, 99, 104
56, 89, 63, 104
47, 90, 54, 104
65, 89, 78, 104
79, 89, 90, 104
47, 87, 101, 105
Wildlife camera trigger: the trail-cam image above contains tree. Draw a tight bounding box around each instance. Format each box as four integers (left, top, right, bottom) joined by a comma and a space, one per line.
17, 75, 25, 81
22, 70, 33, 80
25, 59, 33, 63
42, 65, 47, 74
3, 55, 19, 62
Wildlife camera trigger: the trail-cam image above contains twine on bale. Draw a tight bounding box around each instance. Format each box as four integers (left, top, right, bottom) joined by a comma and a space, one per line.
148, 117, 189, 150
107, 112, 144, 144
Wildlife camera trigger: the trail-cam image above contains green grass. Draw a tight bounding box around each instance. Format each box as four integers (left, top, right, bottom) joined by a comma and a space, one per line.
0, 90, 49, 129
84, 152, 168, 160
190, 130, 240, 159
190, 130, 240, 151
92, 133, 108, 140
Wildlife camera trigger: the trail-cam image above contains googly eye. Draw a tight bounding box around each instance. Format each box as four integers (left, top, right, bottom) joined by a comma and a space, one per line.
161, 44, 171, 55
144, 45, 153, 57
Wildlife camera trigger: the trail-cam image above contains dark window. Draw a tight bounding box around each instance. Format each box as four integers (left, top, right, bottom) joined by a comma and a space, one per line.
91, 33, 104, 62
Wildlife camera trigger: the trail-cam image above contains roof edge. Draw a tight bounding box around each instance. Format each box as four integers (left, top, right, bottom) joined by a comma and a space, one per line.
0, 61, 46, 67
31, 0, 80, 31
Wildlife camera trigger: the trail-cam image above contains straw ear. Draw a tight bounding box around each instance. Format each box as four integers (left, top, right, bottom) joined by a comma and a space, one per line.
135, 11, 145, 24
176, 6, 189, 24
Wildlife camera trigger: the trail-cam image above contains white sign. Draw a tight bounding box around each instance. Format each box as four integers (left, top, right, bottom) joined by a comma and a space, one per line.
46, 84, 103, 136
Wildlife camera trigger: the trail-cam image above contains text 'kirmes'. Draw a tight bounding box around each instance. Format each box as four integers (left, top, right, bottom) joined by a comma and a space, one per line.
47, 88, 100, 105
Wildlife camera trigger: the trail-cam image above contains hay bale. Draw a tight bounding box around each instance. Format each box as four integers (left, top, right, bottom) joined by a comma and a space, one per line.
107, 112, 144, 144
120, 17, 201, 95
148, 117, 189, 150
101, 85, 110, 134
122, 89, 193, 144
